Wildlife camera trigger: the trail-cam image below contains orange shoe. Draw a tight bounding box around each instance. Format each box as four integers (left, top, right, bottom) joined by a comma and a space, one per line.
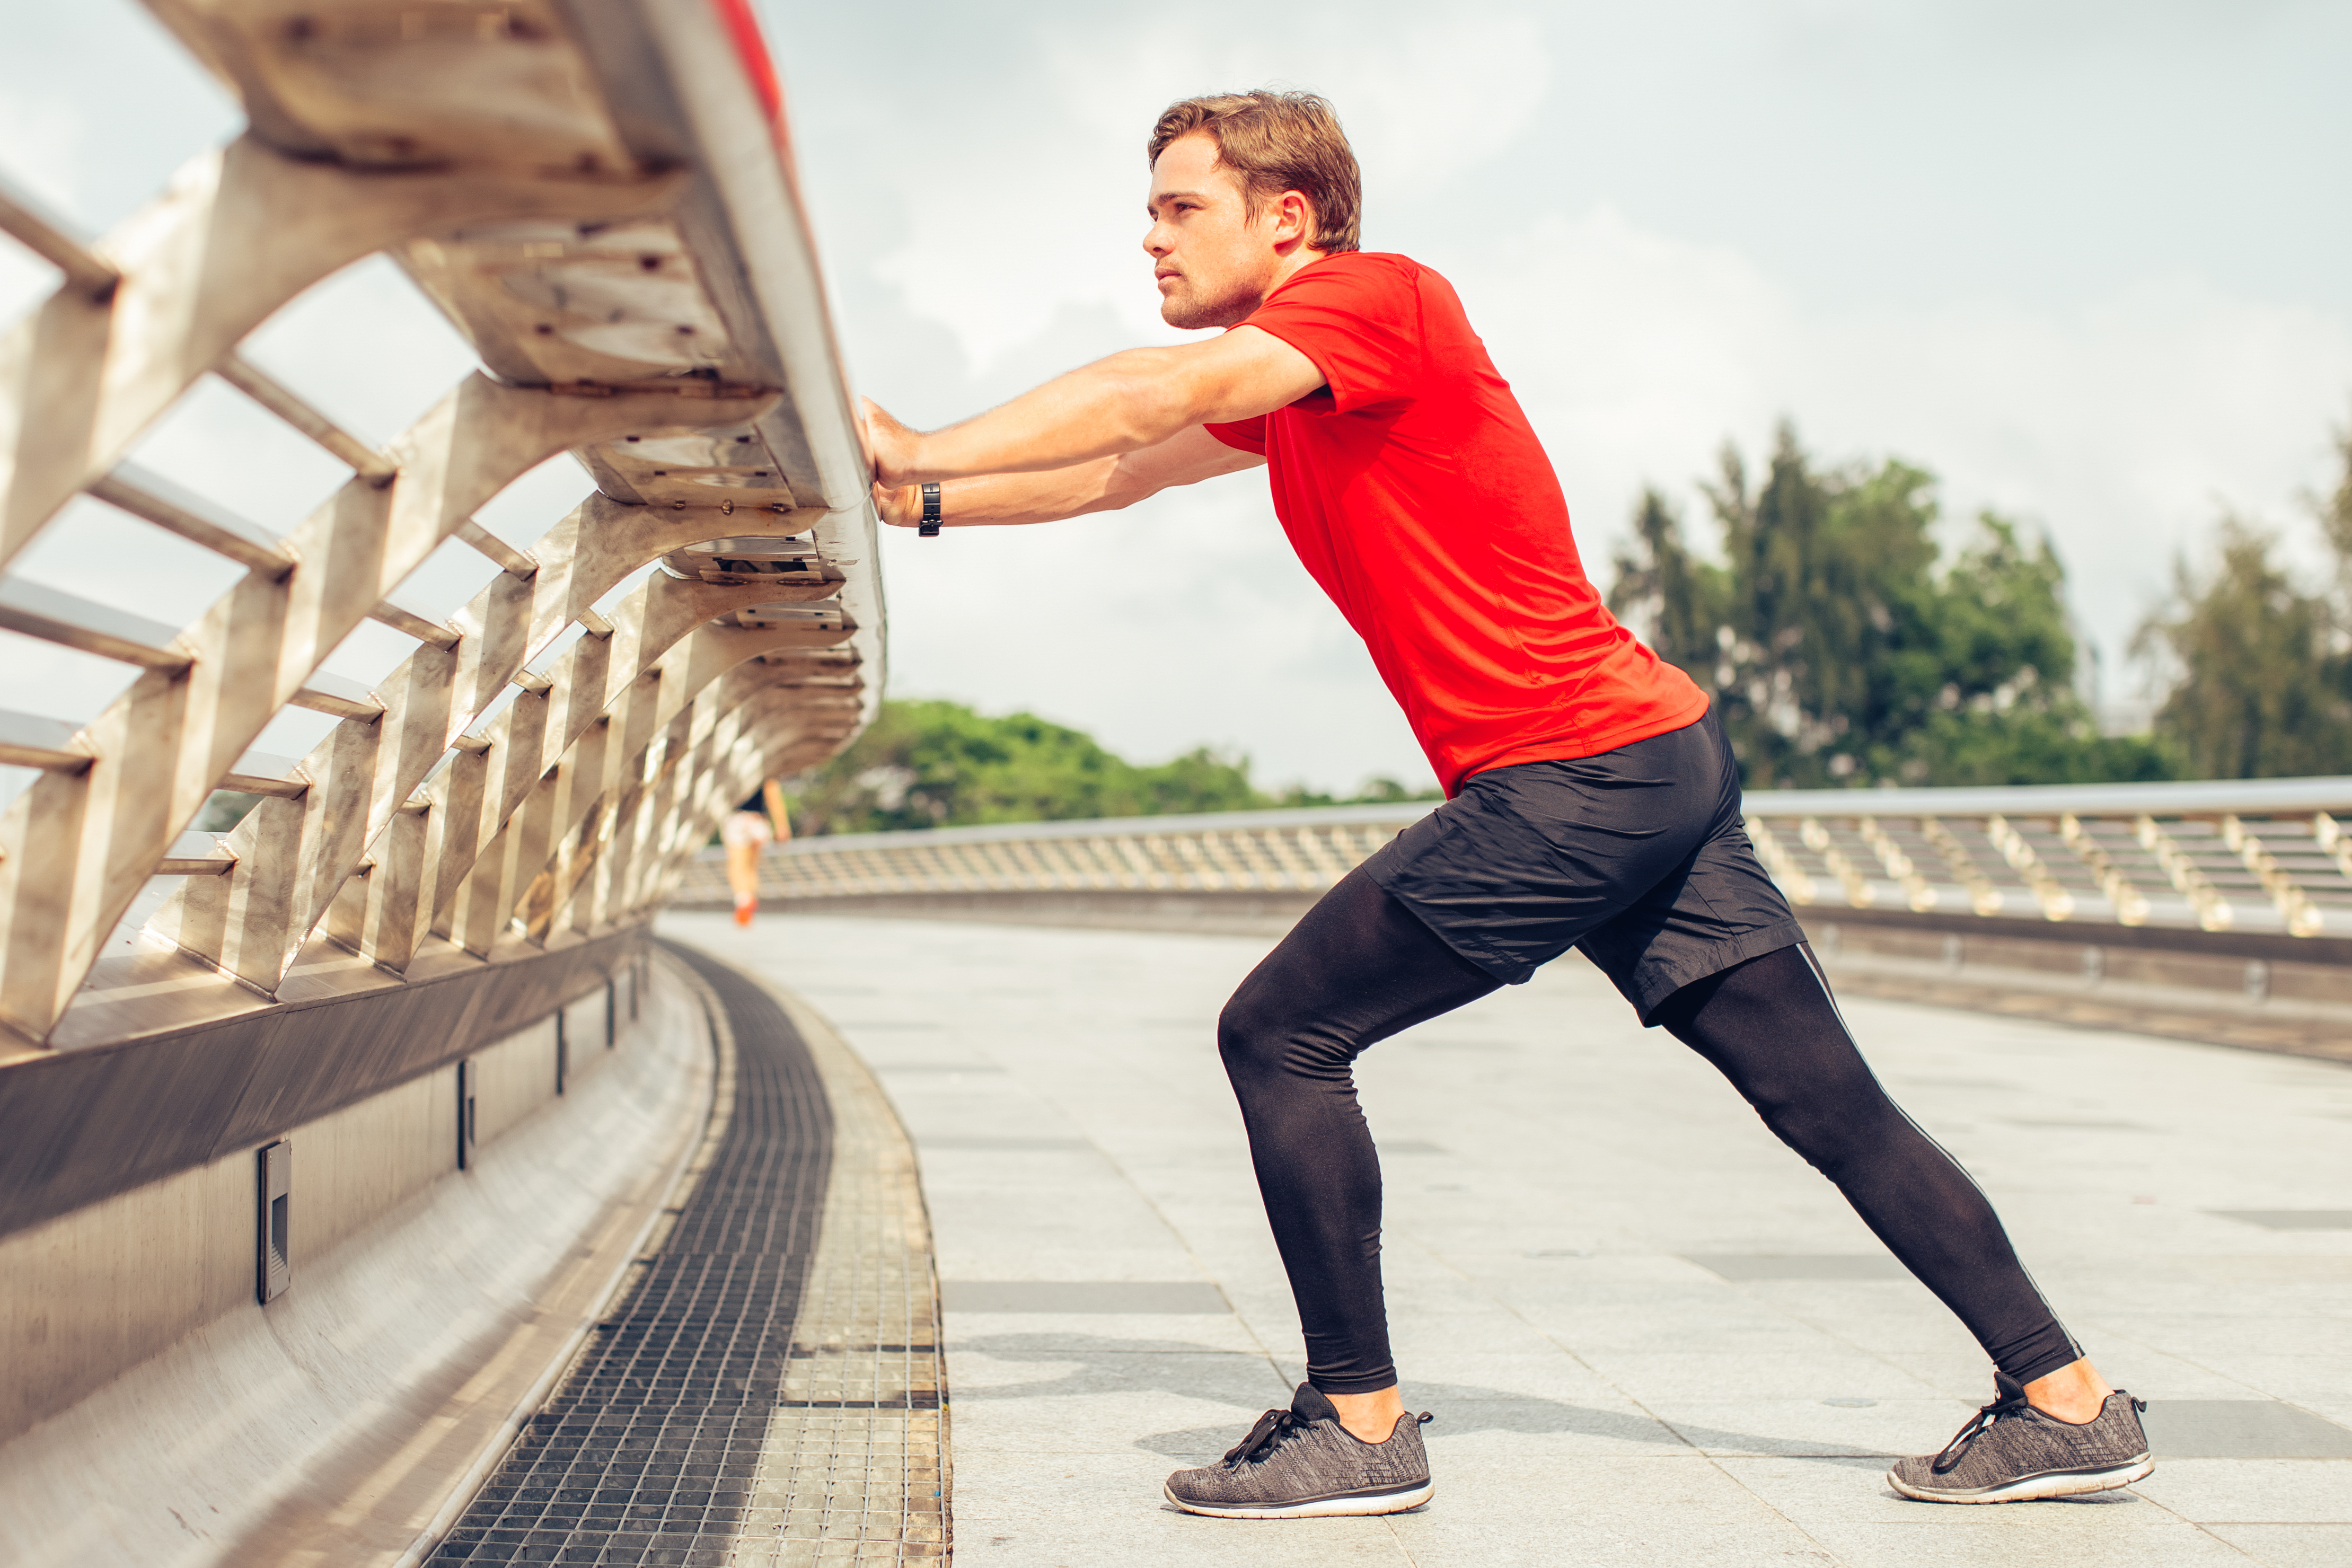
734, 902, 755, 927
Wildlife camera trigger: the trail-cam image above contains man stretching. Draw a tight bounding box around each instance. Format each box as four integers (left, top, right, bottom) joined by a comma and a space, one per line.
862, 90, 2152, 1518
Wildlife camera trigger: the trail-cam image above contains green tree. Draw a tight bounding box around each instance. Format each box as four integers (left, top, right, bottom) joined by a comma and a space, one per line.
2135, 421, 2352, 778
787, 700, 1264, 834
1610, 422, 2166, 788
787, 700, 1443, 833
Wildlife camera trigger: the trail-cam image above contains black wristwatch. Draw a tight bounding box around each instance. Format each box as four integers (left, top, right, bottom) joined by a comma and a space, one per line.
919, 482, 941, 537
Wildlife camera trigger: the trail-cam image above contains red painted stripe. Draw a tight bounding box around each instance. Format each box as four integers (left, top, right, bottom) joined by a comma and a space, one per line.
709, 0, 783, 129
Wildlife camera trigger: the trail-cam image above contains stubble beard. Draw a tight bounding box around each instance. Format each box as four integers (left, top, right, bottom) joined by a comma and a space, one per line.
1159, 274, 1265, 331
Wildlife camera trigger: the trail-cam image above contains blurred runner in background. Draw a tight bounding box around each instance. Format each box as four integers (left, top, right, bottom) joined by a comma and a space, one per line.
723, 779, 790, 927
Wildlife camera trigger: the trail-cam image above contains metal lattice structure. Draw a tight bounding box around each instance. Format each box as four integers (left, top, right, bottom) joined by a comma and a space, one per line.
0, 1, 879, 1054
684, 779, 2352, 941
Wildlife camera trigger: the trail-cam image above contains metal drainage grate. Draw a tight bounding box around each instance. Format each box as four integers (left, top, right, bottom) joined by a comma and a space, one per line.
430, 946, 835, 1565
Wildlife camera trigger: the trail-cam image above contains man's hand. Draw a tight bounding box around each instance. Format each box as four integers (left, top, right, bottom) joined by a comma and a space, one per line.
862, 397, 926, 490
871, 476, 922, 529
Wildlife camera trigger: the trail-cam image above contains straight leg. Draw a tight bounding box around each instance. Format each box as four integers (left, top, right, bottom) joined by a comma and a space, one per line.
1653, 943, 2112, 1411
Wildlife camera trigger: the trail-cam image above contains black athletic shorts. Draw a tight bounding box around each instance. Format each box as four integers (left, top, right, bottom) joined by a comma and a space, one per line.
1363, 704, 1804, 1022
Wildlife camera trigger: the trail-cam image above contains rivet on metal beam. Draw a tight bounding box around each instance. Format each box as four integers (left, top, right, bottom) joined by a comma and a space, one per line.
88, 463, 296, 578
512, 668, 554, 695
0, 170, 118, 300
214, 354, 398, 486
576, 607, 614, 638
452, 517, 538, 578
367, 601, 461, 650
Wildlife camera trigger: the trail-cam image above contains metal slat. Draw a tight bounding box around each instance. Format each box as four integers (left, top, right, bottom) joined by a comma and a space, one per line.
0, 709, 91, 774
0, 170, 118, 298
219, 751, 307, 799
367, 601, 461, 650
0, 580, 190, 672
450, 518, 537, 578
156, 831, 235, 876
287, 669, 384, 720
87, 463, 296, 576
214, 355, 398, 484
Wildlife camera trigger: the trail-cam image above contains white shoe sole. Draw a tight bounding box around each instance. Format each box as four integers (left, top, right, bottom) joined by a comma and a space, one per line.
1163, 1479, 1434, 1519
1887, 1456, 2153, 1503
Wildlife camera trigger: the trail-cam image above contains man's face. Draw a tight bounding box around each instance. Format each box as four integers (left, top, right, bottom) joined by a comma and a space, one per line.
1144, 134, 1287, 330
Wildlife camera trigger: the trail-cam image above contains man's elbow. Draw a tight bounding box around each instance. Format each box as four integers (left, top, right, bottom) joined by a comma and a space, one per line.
1085, 474, 1157, 516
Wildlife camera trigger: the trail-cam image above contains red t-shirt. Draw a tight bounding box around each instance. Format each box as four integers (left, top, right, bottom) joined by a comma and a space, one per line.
1205, 251, 1706, 796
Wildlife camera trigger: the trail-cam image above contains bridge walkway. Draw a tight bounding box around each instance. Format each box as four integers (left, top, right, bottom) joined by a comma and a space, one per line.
666, 910, 2352, 1568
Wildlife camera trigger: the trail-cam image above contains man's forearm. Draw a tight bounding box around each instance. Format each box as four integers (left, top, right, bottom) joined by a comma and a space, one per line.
918, 457, 1133, 527
868, 326, 1320, 487
871, 419, 1266, 532
908, 349, 1199, 483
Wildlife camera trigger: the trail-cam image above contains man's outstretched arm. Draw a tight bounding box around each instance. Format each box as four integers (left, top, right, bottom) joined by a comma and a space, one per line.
870, 424, 1264, 531
864, 325, 1322, 486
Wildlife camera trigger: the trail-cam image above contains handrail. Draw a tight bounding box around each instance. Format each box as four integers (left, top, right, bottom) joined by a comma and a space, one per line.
773, 799, 1441, 852
1742, 776, 2352, 817
0, 1, 879, 1050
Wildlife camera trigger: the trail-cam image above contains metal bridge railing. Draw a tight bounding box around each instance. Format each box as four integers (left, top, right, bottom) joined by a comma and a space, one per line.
707, 804, 1434, 901
692, 777, 2352, 941
0, 2, 879, 1052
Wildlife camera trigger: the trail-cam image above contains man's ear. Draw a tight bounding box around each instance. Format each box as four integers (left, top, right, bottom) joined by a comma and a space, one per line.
1274, 189, 1315, 248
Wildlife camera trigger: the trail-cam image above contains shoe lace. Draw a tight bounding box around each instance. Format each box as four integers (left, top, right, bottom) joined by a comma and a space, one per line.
1222, 1407, 1308, 1467
1930, 1387, 2032, 1475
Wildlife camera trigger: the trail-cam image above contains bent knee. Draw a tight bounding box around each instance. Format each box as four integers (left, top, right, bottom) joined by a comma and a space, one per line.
1217, 996, 1355, 1087
1216, 996, 1282, 1078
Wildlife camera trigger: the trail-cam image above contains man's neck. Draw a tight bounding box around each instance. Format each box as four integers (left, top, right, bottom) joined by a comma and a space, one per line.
1255, 246, 1331, 310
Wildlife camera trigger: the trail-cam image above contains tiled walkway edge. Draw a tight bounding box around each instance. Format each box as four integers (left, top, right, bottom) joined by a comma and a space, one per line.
738, 963, 951, 1565
422, 942, 947, 1566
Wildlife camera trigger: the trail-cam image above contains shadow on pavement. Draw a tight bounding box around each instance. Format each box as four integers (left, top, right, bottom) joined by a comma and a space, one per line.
951, 1333, 1855, 1460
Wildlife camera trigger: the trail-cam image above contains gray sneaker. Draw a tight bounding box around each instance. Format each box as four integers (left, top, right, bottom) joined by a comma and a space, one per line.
1164, 1383, 1434, 1519
1889, 1375, 2153, 1503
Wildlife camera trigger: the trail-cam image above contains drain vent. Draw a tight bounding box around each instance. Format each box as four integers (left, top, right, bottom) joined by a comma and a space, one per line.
255, 1140, 290, 1305
429, 946, 834, 1564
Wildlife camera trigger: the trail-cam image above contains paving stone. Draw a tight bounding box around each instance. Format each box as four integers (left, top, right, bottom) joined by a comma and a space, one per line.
2211, 1211, 2352, 1230
2129, 1458, 2352, 1523
940, 1282, 1229, 1314
2143, 1401, 2352, 1458
2201, 1523, 2352, 1565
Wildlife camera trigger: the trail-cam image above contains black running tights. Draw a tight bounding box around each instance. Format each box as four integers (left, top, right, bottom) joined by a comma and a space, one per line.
1217, 869, 2081, 1395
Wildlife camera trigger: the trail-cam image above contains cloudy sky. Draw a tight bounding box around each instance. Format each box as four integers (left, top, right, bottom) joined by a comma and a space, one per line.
3, 1, 2348, 796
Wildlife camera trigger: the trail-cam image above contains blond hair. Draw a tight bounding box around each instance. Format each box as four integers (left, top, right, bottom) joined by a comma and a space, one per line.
1147, 90, 1361, 254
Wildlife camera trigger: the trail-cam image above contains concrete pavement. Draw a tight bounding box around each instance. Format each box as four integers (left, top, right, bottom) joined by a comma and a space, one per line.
665, 910, 2352, 1567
